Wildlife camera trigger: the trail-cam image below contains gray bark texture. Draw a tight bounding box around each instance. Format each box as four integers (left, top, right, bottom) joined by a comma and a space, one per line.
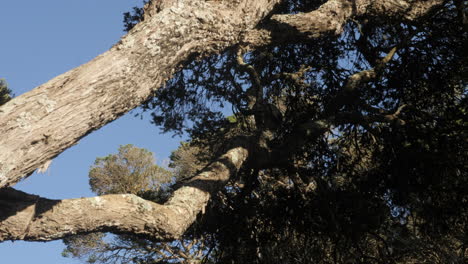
0, 147, 248, 241
0, 0, 443, 242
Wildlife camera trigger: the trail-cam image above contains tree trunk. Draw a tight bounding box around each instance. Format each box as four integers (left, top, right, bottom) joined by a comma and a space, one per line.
0, 0, 444, 242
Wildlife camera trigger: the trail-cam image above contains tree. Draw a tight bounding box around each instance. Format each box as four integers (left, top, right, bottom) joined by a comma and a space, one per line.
0, 78, 12, 106
88, 144, 171, 196
133, 1, 468, 261
63, 144, 212, 264
0, 0, 466, 263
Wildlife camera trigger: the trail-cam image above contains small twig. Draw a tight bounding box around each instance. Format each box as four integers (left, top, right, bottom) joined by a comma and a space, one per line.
393, 104, 407, 116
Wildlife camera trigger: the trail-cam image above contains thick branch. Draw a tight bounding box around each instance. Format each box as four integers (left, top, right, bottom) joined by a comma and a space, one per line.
335, 107, 407, 127
0, 0, 280, 188
236, 46, 263, 110
243, 0, 444, 46
0, 0, 443, 187
344, 46, 397, 92
250, 118, 331, 169
0, 0, 447, 243
0, 146, 248, 242
325, 46, 398, 115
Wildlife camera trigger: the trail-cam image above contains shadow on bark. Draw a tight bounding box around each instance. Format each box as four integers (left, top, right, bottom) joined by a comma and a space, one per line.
0, 187, 59, 222
0, 144, 248, 241
178, 154, 241, 194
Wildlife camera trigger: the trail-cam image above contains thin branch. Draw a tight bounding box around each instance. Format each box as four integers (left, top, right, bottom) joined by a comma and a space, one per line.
236, 46, 263, 109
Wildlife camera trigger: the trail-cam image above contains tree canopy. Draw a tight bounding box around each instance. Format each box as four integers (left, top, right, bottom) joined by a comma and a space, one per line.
0, 0, 467, 263
0, 79, 12, 106
63, 0, 468, 263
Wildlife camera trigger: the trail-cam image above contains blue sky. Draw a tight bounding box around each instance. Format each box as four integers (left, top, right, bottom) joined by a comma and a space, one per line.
0, 1, 184, 263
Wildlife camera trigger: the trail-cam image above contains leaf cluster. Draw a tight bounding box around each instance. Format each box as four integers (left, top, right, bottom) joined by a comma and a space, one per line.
65, 0, 468, 263
0, 79, 12, 106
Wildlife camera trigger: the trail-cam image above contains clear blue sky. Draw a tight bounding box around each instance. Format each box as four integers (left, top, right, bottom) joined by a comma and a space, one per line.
0, 1, 184, 263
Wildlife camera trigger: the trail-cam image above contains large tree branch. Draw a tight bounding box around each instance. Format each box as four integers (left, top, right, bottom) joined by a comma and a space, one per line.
0, 0, 443, 188
243, 0, 444, 46
0, 0, 280, 188
0, 0, 446, 244
0, 146, 248, 242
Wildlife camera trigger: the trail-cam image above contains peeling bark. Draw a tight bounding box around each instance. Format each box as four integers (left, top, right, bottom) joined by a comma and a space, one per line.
0, 147, 248, 242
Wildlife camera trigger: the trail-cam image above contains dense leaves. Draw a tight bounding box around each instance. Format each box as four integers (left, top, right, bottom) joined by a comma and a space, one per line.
88, 144, 171, 196
0, 79, 12, 106
63, 144, 215, 264
123, 0, 147, 32
66, 0, 467, 263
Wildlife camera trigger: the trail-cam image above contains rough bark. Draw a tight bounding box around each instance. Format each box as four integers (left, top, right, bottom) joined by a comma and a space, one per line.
0, 0, 443, 188
0, 0, 445, 243
0, 146, 248, 241
243, 0, 444, 47
0, 0, 280, 188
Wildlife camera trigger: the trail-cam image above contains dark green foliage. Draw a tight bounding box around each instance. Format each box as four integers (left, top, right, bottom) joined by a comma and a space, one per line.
142, 0, 467, 262
63, 145, 179, 264
88, 144, 171, 196
123, 0, 148, 32
65, 0, 468, 263
63, 144, 214, 264
0, 79, 12, 106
